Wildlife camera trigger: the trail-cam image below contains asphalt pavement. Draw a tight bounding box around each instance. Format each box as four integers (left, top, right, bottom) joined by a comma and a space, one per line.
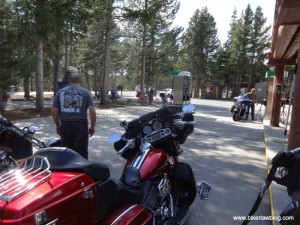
4, 92, 293, 225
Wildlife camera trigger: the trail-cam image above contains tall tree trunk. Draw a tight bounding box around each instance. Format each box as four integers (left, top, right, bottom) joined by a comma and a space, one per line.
0, 88, 4, 113
35, 39, 44, 112
53, 38, 62, 95
101, 6, 113, 105
94, 67, 98, 98
64, 28, 69, 69
35, 0, 45, 112
141, 26, 147, 93
23, 76, 31, 99
140, 0, 148, 93
69, 25, 74, 66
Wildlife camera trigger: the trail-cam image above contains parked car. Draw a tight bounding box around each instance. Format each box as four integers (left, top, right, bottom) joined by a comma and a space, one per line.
161, 88, 173, 98
135, 85, 142, 92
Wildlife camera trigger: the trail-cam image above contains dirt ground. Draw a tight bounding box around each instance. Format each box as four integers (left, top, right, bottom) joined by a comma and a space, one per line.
1, 101, 127, 121
2, 108, 52, 121
1, 91, 134, 121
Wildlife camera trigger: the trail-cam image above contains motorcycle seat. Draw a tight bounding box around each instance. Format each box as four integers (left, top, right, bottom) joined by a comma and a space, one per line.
34, 147, 110, 182
96, 177, 144, 221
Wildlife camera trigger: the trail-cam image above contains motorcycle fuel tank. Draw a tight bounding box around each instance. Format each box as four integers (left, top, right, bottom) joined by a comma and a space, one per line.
0, 171, 97, 225
132, 149, 169, 180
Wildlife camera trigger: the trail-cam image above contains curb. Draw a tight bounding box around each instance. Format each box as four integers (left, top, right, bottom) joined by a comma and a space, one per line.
264, 123, 276, 225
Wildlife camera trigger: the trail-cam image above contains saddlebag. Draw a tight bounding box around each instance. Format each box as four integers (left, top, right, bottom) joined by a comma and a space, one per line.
0, 152, 104, 225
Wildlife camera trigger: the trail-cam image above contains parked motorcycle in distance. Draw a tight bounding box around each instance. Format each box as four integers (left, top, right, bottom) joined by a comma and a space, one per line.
159, 92, 167, 105
0, 104, 204, 225
231, 95, 252, 121
0, 115, 60, 172
136, 91, 148, 105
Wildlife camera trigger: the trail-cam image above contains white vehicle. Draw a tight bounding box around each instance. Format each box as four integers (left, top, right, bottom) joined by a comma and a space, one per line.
162, 88, 173, 98
135, 85, 145, 92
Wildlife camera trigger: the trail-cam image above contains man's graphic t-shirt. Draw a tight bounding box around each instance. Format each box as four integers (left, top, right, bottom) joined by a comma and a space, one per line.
53, 86, 94, 120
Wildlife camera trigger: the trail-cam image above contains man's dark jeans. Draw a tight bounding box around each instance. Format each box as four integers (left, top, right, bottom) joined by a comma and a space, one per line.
246, 102, 255, 120
60, 121, 89, 159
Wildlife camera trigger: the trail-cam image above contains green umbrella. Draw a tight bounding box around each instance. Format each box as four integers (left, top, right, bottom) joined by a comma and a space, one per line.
170, 70, 192, 77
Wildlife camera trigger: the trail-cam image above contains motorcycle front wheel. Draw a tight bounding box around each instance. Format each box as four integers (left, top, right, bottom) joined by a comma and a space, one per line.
154, 192, 176, 225
233, 112, 240, 121
230, 106, 235, 114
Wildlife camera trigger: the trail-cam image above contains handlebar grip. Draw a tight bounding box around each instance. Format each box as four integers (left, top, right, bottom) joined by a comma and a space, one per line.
174, 120, 195, 127
117, 139, 134, 155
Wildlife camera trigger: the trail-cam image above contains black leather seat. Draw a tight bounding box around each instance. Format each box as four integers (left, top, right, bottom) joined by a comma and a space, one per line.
34, 147, 110, 182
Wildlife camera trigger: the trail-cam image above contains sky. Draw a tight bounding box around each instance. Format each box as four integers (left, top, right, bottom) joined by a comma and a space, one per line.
174, 0, 275, 44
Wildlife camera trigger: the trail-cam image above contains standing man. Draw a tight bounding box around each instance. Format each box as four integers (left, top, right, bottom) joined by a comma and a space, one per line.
51, 67, 96, 159
243, 88, 257, 120
148, 87, 154, 105
56, 66, 75, 92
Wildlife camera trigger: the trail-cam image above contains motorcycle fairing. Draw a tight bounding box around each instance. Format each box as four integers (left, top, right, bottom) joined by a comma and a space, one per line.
0, 171, 97, 225
0, 130, 33, 160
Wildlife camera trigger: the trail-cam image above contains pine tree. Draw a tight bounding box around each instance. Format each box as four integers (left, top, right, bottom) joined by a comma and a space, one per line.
182, 6, 219, 97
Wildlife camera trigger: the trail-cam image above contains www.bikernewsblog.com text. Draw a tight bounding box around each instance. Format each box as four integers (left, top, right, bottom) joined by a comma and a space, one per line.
233, 215, 294, 222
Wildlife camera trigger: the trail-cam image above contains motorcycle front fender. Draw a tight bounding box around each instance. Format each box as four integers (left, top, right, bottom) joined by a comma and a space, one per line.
101, 204, 152, 225
233, 107, 240, 112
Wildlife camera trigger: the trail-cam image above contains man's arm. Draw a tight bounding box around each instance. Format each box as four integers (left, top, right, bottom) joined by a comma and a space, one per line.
88, 105, 96, 137
51, 107, 61, 135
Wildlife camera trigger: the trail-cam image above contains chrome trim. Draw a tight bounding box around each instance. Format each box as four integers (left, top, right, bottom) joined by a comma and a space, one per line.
141, 128, 171, 144
45, 219, 58, 225
84, 187, 93, 199
169, 193, 175, 218
35, 210, 47, 225
131, 144, 151, 169
0, 156, 51, 202
111, 205, 137, 225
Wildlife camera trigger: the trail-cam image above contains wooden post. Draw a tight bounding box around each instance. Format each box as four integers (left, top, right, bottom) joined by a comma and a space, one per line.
270, 65, 284, 126
288, 49, 300, 150
265, 77, 275, 120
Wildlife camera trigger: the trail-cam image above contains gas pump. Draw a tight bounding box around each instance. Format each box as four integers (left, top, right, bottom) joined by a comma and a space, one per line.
171, 71, 192, 105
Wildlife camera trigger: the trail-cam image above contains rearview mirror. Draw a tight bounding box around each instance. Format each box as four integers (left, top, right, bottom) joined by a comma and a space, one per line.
108, 134, 121, 144
182, 104, 195, 113
24, 126, 38, 134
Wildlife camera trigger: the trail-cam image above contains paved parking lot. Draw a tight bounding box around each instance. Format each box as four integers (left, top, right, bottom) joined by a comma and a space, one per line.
10, 96, 271, 225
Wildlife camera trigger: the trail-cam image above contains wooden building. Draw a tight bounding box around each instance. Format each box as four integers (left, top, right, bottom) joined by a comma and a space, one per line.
201, 81, 223, 99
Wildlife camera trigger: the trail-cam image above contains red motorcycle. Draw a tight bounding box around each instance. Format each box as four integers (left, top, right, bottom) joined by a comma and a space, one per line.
136, 91, 148, 105
0, 104, 203, 225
